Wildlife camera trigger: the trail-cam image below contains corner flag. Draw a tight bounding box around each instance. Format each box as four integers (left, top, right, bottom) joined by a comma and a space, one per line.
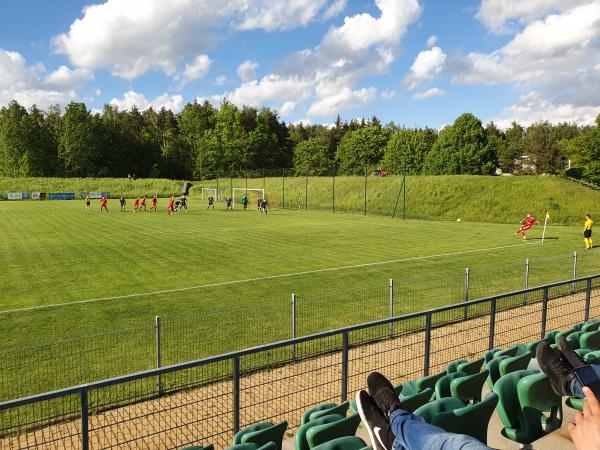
542, 211, 550, 243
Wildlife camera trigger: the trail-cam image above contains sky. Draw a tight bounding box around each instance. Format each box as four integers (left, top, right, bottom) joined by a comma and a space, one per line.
0, 0, 599, 129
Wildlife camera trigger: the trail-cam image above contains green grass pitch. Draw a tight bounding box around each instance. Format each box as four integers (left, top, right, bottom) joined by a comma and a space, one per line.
0, 198, 598, 399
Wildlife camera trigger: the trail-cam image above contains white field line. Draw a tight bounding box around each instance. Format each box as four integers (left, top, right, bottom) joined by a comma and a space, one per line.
0, 241, 543, 315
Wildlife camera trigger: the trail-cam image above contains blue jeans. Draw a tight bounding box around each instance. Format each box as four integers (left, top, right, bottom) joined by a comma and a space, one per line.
569, 364, 600, 398
390, 408, 492, 450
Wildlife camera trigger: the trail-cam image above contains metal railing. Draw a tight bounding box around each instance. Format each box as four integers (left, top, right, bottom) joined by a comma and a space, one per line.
1, 273, 599, 449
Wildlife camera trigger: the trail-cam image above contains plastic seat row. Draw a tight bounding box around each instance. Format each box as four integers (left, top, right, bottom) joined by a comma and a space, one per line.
184, 320, 599, 450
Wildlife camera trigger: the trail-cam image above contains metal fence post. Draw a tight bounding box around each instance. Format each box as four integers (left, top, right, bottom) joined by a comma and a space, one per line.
585, 278, 592, 322
81, 388, 89, 450
233, 356, 240, 434
541, 286, 549, 339
489, 298, 497, 351
423, 313, 432, 377
291, 294, 297, 359
305, 174, 308, 210
389, 279, 394, 338
332, 164, 336, 213
364, 166, 368, 215
282, 168, 285, 209
572, 251, 578, 293
155, 315, 162, 396
464, 268, 470, 319
216, 178, 220, 202
402, 175, 406, 220
524, 259, 530, 305
341, 331, 349, 402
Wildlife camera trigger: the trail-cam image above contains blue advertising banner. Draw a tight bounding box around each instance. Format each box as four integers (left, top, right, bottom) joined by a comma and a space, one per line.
48, 193, 76, 200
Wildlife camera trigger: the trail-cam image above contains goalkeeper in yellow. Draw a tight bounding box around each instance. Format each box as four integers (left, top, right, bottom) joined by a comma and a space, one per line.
584, 214, 593, 249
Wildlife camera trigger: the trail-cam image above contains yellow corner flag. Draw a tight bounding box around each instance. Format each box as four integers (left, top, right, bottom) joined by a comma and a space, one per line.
542, 211, 550, 242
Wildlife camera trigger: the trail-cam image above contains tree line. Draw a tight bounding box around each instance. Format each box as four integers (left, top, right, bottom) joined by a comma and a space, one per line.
0, 100, 599, 182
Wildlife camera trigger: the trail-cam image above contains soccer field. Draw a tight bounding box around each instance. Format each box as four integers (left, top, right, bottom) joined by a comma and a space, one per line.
0, 199, 598, 399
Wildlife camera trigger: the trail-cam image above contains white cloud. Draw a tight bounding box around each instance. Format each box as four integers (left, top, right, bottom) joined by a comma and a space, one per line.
53, 0, 347, 80
214, 75, 227, 85
218, 74, 312, 115
217, 0, 421, 118
176, 54, 212, 85
0, 49, 91, 108
403, 46, 447, 90
453, 3, 600, 87
237, 60, 259, 82
494, 91, 600, 128
110, 91, 184, 112
412, 87, 446, 100
454, 2, 600, 125
426, 35, 437, 48
476, 0, 584, 34
307, 87, 376, 116
381, 89, 397, 100
323, 0, 347, 20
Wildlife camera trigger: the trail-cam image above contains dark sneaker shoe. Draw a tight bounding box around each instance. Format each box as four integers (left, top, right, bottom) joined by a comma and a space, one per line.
536, 341, 576, 396
355, 390, 394, 450
367, 372, 403, 415
558, 336, 586, 369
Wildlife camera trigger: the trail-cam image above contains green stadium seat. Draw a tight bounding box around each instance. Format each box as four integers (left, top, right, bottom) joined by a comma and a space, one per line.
576, 348, 593, 359
566, 396, 584, 411
428, 393, 499, 445
526, 336, 551, 353
446, 359, 468, 374
225, 442, 278, 450
499, 352, 532, 378
544, 330, 559, 342
484, 349, 499, 363
306, 414, 361, 449
414, 397, 465, 423
494, 346, 519, 358
485, 355, 510, 389
456, 357, 484, 375
580, 330, 600, 350
296, 415, 345, 450
310, 436, 371, 450
494, 370, 562, 445
400, 388, 434, 412
450, 370, 489, 404
395, 371, 445, 397
233, 421, 288, 450
301, 402, 349, 424
554, 328, 580, 345
435, 372, 467, 399
582, 320, 600, 333
584, 349, 600, 364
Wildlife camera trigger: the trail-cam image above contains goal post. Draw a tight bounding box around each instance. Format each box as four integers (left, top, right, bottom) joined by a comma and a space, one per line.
201, 188, 218, 200
232, 188, 265, 208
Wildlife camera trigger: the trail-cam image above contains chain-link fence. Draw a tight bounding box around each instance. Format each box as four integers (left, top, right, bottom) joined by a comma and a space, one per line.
1, 273, 598, 449
0, 249, 598, 405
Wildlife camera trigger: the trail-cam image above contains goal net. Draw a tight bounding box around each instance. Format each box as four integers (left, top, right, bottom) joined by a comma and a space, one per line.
201, 188, 218, 200
232, 188, 265, 208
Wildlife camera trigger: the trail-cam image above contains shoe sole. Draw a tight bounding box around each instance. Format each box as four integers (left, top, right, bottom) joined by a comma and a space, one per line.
355, 391, 386, 450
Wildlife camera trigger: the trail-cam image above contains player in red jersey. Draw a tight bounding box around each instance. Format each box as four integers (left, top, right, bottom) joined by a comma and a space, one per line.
100, 196, 108, 212
151, 195, 158, 211
133, 197, 140, 212
515, 213, 539, 240
167, 195, 175, 215
140, 196, 147, 211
